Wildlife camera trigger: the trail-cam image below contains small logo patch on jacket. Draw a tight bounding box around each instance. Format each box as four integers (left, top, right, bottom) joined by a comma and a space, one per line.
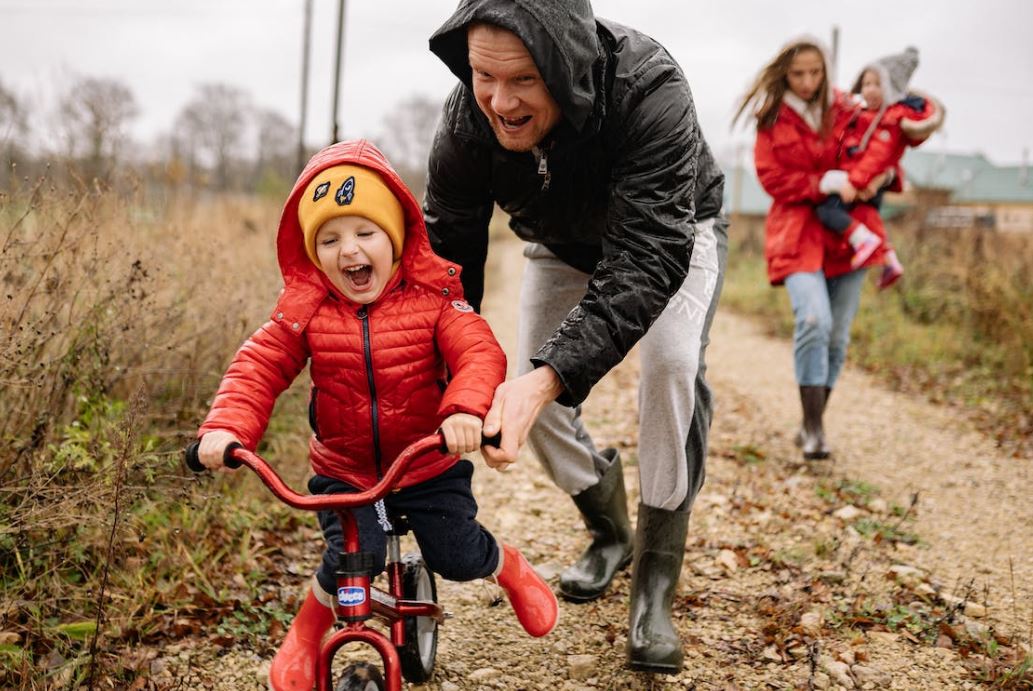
451, 300, 474, 313
313, 181, 330, 201
877, 129, 891, 142
335, 176, 355, 206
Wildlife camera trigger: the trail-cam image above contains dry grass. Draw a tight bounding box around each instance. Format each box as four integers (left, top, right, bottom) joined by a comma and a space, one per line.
722, 217, 1033, 458
0, 169, 301, 687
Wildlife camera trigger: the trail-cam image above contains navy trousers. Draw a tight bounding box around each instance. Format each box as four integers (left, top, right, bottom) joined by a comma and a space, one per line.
308, 460, 499, 595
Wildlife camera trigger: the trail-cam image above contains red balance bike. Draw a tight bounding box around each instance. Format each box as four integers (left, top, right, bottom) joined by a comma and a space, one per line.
185, 432, 497, 691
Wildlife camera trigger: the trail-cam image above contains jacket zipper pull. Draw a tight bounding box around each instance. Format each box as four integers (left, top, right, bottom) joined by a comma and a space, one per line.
533, 146, 551, 192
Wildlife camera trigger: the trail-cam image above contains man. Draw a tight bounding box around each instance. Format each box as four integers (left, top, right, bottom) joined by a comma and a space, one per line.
424, 0, 726, 673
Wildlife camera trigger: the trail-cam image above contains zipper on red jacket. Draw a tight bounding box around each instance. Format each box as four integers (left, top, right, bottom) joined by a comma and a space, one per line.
357, 306, 383, 479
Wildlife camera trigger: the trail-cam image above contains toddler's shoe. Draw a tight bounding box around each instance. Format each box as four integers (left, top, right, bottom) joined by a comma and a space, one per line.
495, 544, 559, 637
269, 586, 336, 690
847, 224, 883, 270
878, 250, 904, 290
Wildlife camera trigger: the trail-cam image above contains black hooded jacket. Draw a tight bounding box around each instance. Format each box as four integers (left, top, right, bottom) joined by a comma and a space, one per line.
425, 0, 724, 407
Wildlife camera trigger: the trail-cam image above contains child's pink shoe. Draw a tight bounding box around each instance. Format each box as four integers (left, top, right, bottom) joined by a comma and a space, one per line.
496, 544, 559, 637
847, 224, 883, 270
877, 250, 904, 290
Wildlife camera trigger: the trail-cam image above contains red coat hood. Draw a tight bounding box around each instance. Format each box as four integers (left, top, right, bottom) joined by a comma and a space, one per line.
273, 140, 464, 325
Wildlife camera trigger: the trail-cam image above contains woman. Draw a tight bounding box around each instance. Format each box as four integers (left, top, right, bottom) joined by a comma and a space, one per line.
735, 38, 890, 460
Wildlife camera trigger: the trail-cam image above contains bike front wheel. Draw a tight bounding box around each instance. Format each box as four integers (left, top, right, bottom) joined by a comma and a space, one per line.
335, 661, 385, 691
397, 553, 439, 683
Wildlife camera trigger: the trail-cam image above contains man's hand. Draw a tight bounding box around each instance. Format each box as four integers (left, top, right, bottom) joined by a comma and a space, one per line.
481, 366, 564, 470
440, 413, 483, 454
198, 430, 242, 473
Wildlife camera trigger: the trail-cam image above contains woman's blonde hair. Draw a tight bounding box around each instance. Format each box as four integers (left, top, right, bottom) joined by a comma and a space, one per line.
734, 39, 831, 132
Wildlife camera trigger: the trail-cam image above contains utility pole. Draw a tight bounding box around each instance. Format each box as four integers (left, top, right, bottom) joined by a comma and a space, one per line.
330, 0, 347, 144
830, 25, 840, 85
296, 0, 313, 173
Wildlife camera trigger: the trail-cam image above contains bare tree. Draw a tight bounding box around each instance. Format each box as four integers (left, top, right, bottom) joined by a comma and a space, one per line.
254, 107, 297, 194
0, 79, 28, 184
376, 94, 443, 194
58, 77, 138, 180
173, 83, 251, 191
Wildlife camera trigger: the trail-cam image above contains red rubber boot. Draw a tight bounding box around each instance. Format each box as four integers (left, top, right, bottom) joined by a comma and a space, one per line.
269, 588, 335, 690
495, 544, 559, 638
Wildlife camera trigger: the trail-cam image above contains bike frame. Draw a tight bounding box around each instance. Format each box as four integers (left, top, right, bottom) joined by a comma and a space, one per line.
224, 435, 447, 691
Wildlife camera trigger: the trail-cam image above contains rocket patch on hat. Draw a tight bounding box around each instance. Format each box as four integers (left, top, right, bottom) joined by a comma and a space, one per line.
335, 176, 355, 206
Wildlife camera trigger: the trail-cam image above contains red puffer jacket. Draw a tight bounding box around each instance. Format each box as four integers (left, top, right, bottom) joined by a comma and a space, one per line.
754, 92, 888, 284
199, 140, 507, 489
840, 96, 942, 191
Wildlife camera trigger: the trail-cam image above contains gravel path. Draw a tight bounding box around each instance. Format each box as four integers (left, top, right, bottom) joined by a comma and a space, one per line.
142, 234, 1030, 689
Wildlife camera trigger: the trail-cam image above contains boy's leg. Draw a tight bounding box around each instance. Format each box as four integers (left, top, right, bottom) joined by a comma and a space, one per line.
270, 474, 387, 691
517, 243, 632, 602
308, 475, 389, 594
393, 460, 498, 581
399, 461, 557, 637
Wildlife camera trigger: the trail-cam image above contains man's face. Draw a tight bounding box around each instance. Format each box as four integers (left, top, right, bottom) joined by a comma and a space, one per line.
467, 23, 562, 152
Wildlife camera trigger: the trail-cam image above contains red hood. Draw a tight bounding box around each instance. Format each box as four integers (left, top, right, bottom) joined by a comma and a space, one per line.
276, 139, 463, 308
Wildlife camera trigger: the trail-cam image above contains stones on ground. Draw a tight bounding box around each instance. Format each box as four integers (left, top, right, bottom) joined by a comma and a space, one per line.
866, 631, 899, 645
567, 654, 597, 680
440, 683, 461, 691
716, 549, 739, 573
833, 505, 863, 521
799, 610, 823, 636
820, 656, 855, 689
469, 667, 502, 683
867, 498, 889, 514
852, 664, 892, 687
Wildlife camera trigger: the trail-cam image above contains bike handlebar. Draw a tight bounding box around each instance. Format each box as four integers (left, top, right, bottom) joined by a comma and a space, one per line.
184, 432, 502, 512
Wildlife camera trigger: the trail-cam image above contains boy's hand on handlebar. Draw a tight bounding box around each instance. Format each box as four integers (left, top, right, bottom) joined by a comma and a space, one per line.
440, 413, 483, 455
198, 430, 241, 473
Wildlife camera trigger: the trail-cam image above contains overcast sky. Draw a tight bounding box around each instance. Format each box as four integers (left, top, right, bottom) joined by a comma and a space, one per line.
3, 0, 1032, 165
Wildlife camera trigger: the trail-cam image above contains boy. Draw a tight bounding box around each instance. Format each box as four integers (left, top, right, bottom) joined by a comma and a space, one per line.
196, 140, 558, 690
817, 46, 944, 288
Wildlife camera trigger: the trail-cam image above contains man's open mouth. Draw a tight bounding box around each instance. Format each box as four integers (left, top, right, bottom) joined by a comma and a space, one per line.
498, 115, 532, 131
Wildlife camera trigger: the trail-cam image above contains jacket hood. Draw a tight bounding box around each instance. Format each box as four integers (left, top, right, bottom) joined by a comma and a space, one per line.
276, 139, 463, 309
428, 0, 600, 133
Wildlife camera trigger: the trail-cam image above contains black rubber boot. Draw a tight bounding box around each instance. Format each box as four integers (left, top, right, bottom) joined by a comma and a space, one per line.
627, 503, 689, 674
794, 386, 831, 450
558, 449, 633, 602
799, 385, 830, 460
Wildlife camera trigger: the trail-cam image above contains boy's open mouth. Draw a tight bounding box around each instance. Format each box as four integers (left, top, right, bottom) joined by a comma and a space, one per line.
344, 264, 373, 289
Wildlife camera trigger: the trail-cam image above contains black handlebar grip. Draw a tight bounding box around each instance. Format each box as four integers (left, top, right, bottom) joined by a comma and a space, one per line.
436, 430, 504, 453
184, 440, 244, 472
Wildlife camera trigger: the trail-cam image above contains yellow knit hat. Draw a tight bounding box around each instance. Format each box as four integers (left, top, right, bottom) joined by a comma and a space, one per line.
297, 164, 405, 268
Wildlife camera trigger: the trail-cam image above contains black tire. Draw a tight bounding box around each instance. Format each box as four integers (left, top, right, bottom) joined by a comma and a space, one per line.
335, 662, 385, 691
397, 553, 439, 683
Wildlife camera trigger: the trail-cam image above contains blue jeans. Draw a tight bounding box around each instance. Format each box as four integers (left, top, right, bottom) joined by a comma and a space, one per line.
784, 269, 866, 388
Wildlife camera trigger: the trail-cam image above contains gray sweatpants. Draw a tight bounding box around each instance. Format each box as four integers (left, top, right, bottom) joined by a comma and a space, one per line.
517, 218, 727, 511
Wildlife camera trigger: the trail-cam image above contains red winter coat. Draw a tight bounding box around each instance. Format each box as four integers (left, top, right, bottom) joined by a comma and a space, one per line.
199, 140, 507, 490
754, 92, 888, 284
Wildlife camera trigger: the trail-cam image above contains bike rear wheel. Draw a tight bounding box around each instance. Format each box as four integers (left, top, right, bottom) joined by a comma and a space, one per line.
397, 553, 438, 683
